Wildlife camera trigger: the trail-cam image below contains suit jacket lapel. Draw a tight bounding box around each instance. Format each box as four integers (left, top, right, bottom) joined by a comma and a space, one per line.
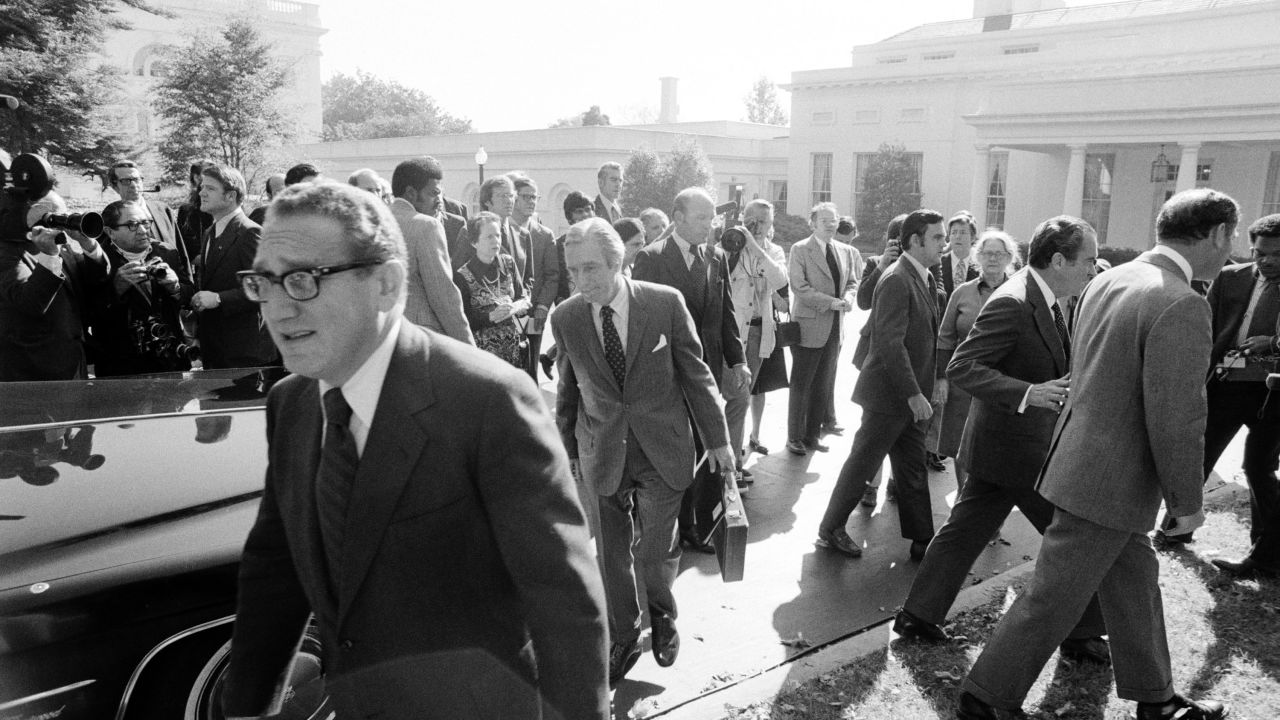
1027, 276, 1068, 375
660, 239, 692, 296
203, 218, 240, 284
808, 239, 833, 288
278, 379, 328, 609
337, 328, 434, 621
576, 297, 619, 393
623, 280, 648, 377
1221, 270, 1256, 343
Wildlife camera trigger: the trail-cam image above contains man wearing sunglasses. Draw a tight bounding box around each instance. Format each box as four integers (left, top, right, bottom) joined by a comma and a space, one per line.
222, 182, 608, 720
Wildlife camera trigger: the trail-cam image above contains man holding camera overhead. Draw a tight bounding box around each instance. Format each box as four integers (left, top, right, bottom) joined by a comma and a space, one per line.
0, 191, 109, 381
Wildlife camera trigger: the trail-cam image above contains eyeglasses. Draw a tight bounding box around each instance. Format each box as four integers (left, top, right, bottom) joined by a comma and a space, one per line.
977, 251, 1011, 259
517, 194, 539, 202
116, 177, 143, 185
237, 261, 384, 302
112, 220, 150, 231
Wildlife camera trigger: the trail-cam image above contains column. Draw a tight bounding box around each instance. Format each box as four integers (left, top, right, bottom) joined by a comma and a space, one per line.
1175, 142, 1201, 193
969, 144, 990, 231
1062, 144, 1087, 217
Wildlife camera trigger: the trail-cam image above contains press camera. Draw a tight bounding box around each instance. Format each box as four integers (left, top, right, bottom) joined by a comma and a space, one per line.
0, 152, 104, 242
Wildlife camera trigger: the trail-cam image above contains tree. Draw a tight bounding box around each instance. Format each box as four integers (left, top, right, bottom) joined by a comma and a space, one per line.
321, 70, 471, 141
856, 143, 923, 244
744, 77, 787, 126
548, 105, 611, 129
0, 0, 161, 174
619, 137, 715, 217
152, 19, 293, 184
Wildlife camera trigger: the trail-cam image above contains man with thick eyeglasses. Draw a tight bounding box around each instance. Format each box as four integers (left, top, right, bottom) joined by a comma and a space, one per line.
107, 160, 190, 273
222, 181, 608, 720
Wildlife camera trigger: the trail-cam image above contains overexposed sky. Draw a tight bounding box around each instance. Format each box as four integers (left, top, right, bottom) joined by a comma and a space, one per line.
315, 0, 1116, 132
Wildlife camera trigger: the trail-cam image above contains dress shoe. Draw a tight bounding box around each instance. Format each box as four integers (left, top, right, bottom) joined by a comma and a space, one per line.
955, 691, 1028, 719
1212, 556, 1280, 578
650, 612, 680, 667
893, 609, 949, 642
886, 478, 898, 502
786, 439, 808, 456
816, 526, 863, 558
748, 438, 770, 455
608, 638, 642, 688
1059, 636, 1110, 665
538, 353, 555, 380
737, 467, 753, 480
927, 452, 947, 472
860, 485, 879, 507
909, 539, 929, 561
1135, 694, 1229, 720
679, 529, 715, 554
821, 422, 845, 436
1154, 528, 1194, 547
804, 438, 830, 452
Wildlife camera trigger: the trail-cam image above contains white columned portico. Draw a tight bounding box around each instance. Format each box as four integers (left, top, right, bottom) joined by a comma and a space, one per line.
1062, 144, 1087, 217
1175, 143, 1201, 192
970, 144, 990, 231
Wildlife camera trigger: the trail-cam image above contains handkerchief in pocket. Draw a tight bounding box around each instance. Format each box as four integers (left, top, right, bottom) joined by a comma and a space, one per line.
652, 334, 668, 352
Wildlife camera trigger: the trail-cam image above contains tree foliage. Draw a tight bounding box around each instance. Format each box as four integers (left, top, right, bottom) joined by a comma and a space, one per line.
619, 137, 715, 217
152, 19, 293, 184
744, 76, 787, 126
856, 142, 923, 244
321, 70, 471, 141
0, 0, 161, 174
548, 105, 611, 129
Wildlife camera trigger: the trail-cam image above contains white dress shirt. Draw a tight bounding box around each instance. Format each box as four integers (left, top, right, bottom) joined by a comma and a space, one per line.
319, 317, 402, 457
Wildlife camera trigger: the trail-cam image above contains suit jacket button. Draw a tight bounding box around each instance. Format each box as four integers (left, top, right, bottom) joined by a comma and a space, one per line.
341, 639, 354, 650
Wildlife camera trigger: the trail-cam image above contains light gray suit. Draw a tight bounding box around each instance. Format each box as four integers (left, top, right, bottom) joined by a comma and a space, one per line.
552, 278, 728, 642
390, 198, 474, 344
787, 235, 858, 444
962, 251, 1212, 709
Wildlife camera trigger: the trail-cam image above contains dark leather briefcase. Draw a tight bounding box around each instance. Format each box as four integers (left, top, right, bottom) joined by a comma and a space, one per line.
709, 469, 749, 583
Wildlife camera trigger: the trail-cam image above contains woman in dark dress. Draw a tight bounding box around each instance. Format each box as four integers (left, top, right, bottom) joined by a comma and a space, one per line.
453, 211, 530, 367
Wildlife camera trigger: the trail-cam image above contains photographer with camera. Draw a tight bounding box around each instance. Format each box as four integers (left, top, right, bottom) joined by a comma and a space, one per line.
90, 200, 196, 376
0, 190, 109, 381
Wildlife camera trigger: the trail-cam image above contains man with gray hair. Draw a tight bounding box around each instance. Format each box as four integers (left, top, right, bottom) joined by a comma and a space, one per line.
222, 181, 608, 720
553, 216, 732, 687
594, 162, 624, 223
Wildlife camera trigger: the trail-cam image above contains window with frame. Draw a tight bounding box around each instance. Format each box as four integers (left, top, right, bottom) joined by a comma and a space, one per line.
811, 153, 833, 205
853, 151, 923, 218
986, 152, 1008, 230
1264, 152, 1280, 216
770, 180, 788, 209
1082, 153, 1115, 245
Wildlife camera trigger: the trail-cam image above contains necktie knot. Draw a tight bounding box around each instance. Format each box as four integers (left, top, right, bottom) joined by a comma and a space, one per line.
323, 388, 353, 428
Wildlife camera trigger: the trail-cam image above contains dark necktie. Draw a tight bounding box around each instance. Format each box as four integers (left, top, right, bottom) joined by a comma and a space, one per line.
688, 245, 707, 311
1246, 280, 1280, 339
1052, 302, 1071, 362
825, 243, 841, 294
601, 306, 626, 389
316, 388, 358, 592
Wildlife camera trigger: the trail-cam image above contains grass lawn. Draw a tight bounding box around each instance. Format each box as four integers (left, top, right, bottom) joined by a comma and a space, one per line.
714, 492, 1280, 720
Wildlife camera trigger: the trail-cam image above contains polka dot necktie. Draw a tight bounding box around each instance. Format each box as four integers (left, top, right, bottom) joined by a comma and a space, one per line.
601, 305, 626, 389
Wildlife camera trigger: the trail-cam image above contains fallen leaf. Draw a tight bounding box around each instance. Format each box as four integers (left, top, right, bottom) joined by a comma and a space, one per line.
934, 670, 962, 681
1055, 701, 1075, 716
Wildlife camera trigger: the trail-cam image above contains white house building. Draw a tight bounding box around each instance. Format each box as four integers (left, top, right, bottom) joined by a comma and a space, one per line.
786, 0, 1280, 252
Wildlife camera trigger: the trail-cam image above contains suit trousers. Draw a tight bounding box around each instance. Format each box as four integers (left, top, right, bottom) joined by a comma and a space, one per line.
902, 473, 1106, 638
723, 360, 751, 460
599, 430, 684, 644
963, 508, 1174, 709
521, 331, 543, 382
1204, 381, 1280, 566
788, 314, 841, 443
821, 408, 933, 541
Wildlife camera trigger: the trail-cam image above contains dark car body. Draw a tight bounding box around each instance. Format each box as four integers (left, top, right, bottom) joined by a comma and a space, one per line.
0, 369, 327, 720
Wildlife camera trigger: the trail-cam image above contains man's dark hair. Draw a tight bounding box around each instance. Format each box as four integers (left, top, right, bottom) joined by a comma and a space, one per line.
614, 217, 644, 244
1155, 188, 1239, 244
1027, 215, 1093, 270
900, 209, 944, 250
479, 176, 514, 210
392, 157, 443, 198
108, 160, 138, 189
563, 191, 592, 222
836, 216, 857, 237
285, 163, 320, 186
1248, 213, 1280, 244
886, 213, 908, 242
508, 172, 536, 194
101, 200, 129, 229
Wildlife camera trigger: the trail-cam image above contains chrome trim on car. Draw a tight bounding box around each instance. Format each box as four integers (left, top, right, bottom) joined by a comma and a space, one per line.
113, 615, 235, 720
0, 679, 96, 711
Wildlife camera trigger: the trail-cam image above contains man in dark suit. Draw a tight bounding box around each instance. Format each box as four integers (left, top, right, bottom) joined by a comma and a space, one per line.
511, 173, 561, 380
221, 181, 608, 720
956, 189, 1236, 720
817, 209, 944, 560
894, 215, 1107, 665
553, 217, 732, 687
91, 200, 195, 376
593, 162, 624, 223
190, 164, 277, 369
442, 195, 468, 219
108, 160, 191, 273
633, 187, 750, 544
786, 202, 859, 456
0, 192, 109, 380
1186, 213, 1280, 577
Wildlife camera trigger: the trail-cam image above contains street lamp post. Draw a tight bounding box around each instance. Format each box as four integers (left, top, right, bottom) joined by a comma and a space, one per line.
475, 146, 487, 187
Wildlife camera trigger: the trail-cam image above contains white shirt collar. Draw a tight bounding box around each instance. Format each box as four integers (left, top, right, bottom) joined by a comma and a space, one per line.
590, 277, 630, 348
318, 316, 402, 456
672, 231, 703, 267
1152, 244, 1194, 283
813, 234, 830, 252
900, 250, 931, 285
213, 207, 245, 238
1027, 267, 1058, 306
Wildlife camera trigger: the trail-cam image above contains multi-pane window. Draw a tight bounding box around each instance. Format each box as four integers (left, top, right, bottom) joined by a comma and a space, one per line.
985, 152, 1008, 231
770, 181, 788, 209
1082, 153, 1115, 245
1264, 152, 1280, 216
811, 153, 833, 205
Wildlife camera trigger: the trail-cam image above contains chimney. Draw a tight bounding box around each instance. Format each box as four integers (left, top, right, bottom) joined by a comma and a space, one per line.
658, 77, 678, 124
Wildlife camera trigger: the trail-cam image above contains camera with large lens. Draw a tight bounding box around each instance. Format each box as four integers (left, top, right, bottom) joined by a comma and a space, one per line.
719, 226, 748, 254
1, 152, 103, 242
145, 260, 168, 281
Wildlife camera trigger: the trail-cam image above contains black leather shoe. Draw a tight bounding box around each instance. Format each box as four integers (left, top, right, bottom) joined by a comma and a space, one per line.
927, 452, 947, 471
804, 438, 830, 452
650, 612, 680, 667
909, 539, 929, 561
821, 422, 845, 436
1059, 636, 1110, 665
539, 353, 555, 380
816, 526, 863, 558
893, 609, 949, 642
955, 691, 1028, 719
1212, 556, 1280, 578
608, 638, 642, 688
1135, 694, 1229, 720
786, 439, 808, 456
861, 486, 879, 507
1154, 529, 1194, 547
886, 478, 898, 503
679, 529, 715, 554
748, 438, 770, 455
